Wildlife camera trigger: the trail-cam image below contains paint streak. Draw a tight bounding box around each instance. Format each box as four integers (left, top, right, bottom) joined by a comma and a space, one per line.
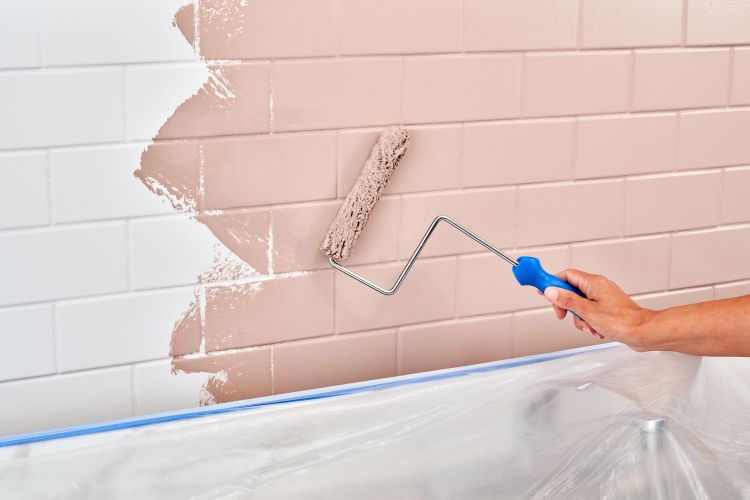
137, 140, 200, 212
197, 209, 271, 275
170, 289, 202, 357
172, 347, 272, 404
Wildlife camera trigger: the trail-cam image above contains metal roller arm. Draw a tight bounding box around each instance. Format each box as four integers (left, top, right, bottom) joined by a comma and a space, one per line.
328, 215, 518, 296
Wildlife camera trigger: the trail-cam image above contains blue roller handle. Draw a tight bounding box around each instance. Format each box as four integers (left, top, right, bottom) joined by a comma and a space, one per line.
512, 256, 586, 319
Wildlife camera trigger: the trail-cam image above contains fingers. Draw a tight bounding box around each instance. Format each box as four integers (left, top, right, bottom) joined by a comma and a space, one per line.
573, 316, 594, 333
554, 269, 599, 298
573, 316, 605, 339
543, 286, 593, 319
553, 304, 567, 320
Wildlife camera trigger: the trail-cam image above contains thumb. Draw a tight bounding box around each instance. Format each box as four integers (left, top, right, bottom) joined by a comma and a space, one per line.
544, 287, 593, 318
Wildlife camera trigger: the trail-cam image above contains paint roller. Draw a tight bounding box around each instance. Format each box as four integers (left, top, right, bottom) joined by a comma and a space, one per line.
320, 126, 586, 314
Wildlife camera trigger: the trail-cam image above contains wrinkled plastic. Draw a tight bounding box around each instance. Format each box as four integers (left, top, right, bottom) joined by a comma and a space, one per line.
1, 346, 749, 499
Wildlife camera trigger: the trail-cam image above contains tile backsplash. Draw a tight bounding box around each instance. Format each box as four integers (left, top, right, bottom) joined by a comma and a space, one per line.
1, 0, 750, 435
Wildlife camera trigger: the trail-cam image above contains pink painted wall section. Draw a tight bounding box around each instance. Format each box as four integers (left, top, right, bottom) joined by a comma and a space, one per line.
129, 0, 750, 404
3, 1, 749, 433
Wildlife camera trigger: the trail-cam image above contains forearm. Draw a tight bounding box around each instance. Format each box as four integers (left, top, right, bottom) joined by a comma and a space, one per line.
636, 296, 750, 356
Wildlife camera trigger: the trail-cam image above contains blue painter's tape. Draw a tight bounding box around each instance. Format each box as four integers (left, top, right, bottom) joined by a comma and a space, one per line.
0, 342, 621, 449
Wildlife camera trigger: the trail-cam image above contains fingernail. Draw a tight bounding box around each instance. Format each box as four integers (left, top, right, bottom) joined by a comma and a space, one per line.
583, 326, 593, 335
544, 288, 558, 302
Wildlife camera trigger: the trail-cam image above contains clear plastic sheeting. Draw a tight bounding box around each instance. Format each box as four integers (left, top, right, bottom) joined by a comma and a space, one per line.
1, 345, 750, 499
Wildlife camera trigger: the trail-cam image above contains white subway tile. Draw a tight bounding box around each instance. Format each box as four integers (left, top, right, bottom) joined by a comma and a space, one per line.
0, 367, 132, 435
0, 68, 124, 150
125, 63, 209, 141
50, 144, 172, 223
0, 151, 49, 229
42, 0, 196, 65
130, 216, 218, 290
57, 289, 195, 372
0, 223, 129, 306
0, 1, 41, 68
0, 305, 55, 382
134, 360, 209, 415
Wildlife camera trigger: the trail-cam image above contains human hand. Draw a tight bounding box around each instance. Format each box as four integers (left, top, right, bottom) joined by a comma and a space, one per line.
541, 269, 655, 350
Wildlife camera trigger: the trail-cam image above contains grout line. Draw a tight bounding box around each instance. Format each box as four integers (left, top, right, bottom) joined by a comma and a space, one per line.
453, 256, 460, 319
121, 66, 129, 142
51, 303, 61, 374
7, 43, 750, 74
1, 226, 749, 311
198, 286, 207, 355
3, 104, 750, 155
627, 50, 636, 111
399, 56, 406, 125
333, 130, 341, 197
718, 168, 727, 224
575, 0, 584, 50
511, 186, 520, 250
0, 269, 316, 311
331, 254, 337, 334
192, 0, 201, 54
197, 143, 206, 211
665, 233, 674, 290
680, 0, 689, 47
126, 221, 134, 291
332, 0, 339, 56
394, 329, 401, 376
0, 210, 193, 234
456, 123, 465, 188
518, 53, 527, 118
569, 118, 578, 180
45, 150, 53, 224
726, 47, 735, 106
6, 161, 743, 234
269, 345, 276, 394
620, 178, 628, 237
266, 212, 274, 275
37, 1, 46, 68
4, 273, 748, 388
673, 112, 682, 171
0, 360, 162, 386
268, 60, 275, 132
130, 365, 137, 415
194, 341, 310, 361
458, 0, 465, 52
394, 194, 404, 259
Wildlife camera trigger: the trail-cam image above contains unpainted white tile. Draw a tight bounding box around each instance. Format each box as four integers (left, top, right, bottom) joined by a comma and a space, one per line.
130, 216, 219, 290
134, 360, 209, 415
0, 223, 129, 306
50, 144, 172, 223
0, 1, 41, 68
0, 367, 132, 435
42, 0, 197, 65
0, 68, 124, 150
0, 304, 55, 382
57, 288, 195, 372
0, 151, 49, 229
125, 63, 209, 141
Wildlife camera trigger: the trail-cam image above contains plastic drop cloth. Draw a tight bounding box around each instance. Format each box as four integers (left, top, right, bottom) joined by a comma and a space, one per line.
1, 344, 749, 500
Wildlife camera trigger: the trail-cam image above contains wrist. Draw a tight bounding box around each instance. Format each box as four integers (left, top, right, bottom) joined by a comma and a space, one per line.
628, 307, 660, 351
